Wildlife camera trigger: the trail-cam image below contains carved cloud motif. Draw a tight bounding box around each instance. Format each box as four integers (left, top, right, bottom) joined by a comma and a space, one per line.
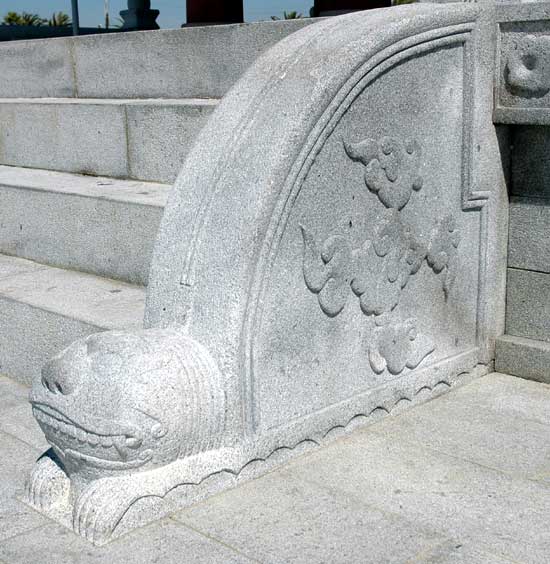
353, 211, 427, 316
300, 226, 354, 317
368, 318, 435, 376
427, 214, 460, 297
344, 136, 423, 210
505, 34, 550, 98
300, 135, 461, 377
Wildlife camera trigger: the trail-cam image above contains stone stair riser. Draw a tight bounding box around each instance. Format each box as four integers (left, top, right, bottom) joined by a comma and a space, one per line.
0, 100, 216, 183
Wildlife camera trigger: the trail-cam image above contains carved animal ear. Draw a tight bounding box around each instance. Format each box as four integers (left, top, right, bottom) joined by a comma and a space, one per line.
344, 138, 378, 166
404, 139, 421, 157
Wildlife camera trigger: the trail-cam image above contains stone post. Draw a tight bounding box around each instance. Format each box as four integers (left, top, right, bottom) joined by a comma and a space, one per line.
120, 0, 160, 30
312, 0, 391, 17
186, 0, 244, 25
71, 0, 80, 35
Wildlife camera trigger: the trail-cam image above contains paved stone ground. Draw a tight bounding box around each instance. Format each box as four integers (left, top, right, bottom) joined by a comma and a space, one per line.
0, 372, 549, 563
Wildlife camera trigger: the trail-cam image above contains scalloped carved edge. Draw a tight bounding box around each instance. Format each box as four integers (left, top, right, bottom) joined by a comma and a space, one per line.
22, 369, 472, 545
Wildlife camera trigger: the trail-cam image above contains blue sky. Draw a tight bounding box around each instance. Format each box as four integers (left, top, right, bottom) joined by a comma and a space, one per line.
0, 1, 314, 27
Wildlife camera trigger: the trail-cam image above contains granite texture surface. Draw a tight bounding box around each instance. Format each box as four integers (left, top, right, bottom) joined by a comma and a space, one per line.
496, 334, 550, 384
0, 166, 169, 285
3, 373, 546, 563
508, 197, 550, 274
19, 1, 511, 545
0, 20, 315, 100
0, 38, 74, 99
506, 267, 550, 342
0, 99, 217, 183
0, 255, 144, 385
511, 126, 550, 199
72, 20, 316, 99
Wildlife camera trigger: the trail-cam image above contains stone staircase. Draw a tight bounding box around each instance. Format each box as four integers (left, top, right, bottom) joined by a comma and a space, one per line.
0, 20, 311, 385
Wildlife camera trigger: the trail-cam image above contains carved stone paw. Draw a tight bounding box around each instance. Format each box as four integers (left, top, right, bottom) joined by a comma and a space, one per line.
72, 477, 139, 545
24, 449, 70, 511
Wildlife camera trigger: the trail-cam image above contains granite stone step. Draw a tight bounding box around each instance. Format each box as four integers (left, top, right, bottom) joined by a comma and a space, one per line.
0, 97, 218, 183
505, 267, 550, 343
495, 334, 550, 385
0, 20, 314, 100
0, 166, 169, 286
0, 254, 145, 386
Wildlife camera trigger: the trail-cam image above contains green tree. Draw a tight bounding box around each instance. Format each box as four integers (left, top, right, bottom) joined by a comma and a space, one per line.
2, 11, 47, 26
48, 12, 71, 27
271, 11, 304, 20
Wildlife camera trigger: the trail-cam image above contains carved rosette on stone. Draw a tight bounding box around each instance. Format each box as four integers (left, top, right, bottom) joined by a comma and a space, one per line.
504, 34, 550, 99
26, 3, 499, 545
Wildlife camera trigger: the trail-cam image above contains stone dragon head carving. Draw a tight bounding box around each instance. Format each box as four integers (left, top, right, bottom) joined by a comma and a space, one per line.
29, 329, 226, 483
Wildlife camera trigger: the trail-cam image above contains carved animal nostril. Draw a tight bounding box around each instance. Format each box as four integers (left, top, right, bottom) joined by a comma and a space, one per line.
41, 374, 73, 395
522, 53, 537, 71
53, 378, 73, 395
41, 376, 53, 393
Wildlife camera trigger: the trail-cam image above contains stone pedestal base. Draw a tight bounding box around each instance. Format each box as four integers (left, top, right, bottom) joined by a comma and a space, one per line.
120, 0, 159, 30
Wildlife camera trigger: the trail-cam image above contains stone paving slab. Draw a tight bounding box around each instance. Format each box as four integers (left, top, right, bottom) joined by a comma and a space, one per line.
0, 521, 257, 564
283, 426, 550, 563
176, 468, 444, 564
0, 432, 48, 543
416, 541, 522, 563
0, 372, 548, 563
0, 375, 45, 449
363, 373, 550, 482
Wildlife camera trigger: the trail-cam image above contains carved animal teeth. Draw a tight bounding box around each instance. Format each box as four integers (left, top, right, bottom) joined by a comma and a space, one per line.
87, 432, 99, 446
100, 436, 112, 448
112, 437, 128, 460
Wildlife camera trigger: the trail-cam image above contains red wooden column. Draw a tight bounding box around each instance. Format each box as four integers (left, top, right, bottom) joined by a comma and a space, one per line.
186, 0, 244, 25
312, 0, 391, 17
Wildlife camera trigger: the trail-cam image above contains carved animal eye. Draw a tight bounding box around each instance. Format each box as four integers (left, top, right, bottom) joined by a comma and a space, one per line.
380, 138, 394, 155
125, 436, 142, 449
151, 424, 167, 439
405, 140, 416, 155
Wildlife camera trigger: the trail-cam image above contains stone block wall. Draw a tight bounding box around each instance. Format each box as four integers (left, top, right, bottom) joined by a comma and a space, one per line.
496, 128, 550, 381
507, 126, 550, 342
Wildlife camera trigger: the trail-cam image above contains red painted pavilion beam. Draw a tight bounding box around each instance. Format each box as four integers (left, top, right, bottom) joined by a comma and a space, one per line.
186, 0, 244, 25
313, 0, 391, 16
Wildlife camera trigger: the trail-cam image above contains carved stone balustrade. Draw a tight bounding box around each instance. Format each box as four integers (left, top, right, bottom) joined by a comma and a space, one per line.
24, 3, 512, 545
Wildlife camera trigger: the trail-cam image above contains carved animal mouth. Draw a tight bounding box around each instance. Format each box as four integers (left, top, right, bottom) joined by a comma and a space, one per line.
32, 403, 152, 469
